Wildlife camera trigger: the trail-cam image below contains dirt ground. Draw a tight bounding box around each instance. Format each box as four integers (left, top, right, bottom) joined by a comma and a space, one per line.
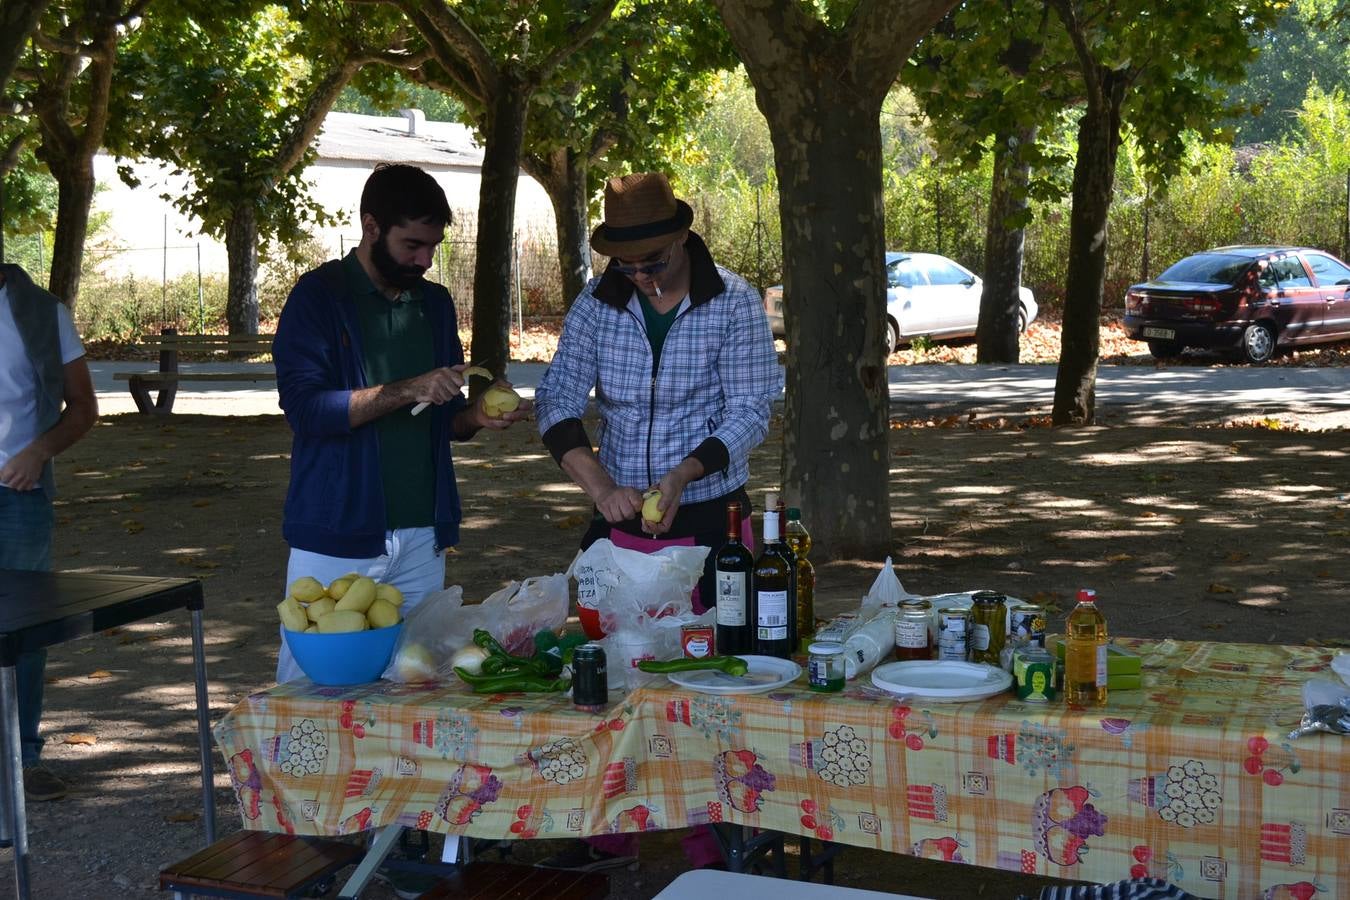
4, 401, 1348, 899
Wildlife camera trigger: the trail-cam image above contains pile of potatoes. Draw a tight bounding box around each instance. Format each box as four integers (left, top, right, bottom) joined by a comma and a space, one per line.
276, 574, 404, 633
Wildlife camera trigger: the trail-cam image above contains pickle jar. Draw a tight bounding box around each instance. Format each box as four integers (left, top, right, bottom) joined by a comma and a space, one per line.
807, 641, 846, 692
893, 599, 933, 660
969, 591, 1007, 666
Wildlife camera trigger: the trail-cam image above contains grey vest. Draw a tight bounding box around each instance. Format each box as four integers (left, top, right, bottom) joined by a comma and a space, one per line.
1, 264, 64, 497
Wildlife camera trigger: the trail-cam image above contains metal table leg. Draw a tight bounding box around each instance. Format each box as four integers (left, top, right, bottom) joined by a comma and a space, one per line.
337, 824, 404, 899
2, 664, 32, 899
190, 607, 216, 844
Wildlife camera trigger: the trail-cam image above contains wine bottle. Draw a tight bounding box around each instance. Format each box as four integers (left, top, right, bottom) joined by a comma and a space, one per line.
714, 501, 755, 655
753, 504, 796, 659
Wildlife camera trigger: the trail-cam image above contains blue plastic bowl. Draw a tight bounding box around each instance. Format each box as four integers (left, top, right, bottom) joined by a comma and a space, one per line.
285, 623, 403, 686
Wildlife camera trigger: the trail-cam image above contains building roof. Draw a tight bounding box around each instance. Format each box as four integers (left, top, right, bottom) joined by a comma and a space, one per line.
315, 110, 483, 169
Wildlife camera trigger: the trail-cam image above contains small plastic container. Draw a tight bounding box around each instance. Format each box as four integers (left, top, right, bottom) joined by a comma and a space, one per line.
807, 641, 846, 692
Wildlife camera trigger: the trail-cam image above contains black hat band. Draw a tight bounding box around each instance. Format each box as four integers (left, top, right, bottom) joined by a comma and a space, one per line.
598, 210, 687, 243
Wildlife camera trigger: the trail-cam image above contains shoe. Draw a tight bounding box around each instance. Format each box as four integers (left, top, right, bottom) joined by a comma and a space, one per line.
535, 840, 637, 873
373, 868, 442, 900
23, 766, 67, 802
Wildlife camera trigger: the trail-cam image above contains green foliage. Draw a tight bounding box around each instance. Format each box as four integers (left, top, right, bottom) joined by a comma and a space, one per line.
334, 77, 465, 122
105, 3, 359, 246
1226, 0, 1350, 144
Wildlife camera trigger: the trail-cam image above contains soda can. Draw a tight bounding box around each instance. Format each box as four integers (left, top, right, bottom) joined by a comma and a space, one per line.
936, 607, 970, 661
572, 643, 608, 709
1008, 604, 1046, 648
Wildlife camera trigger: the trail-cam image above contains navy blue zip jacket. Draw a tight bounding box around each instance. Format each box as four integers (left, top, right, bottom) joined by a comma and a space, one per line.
273, 259, 466, 557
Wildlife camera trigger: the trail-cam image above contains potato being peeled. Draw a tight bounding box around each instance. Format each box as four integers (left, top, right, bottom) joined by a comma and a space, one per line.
305, 597, 336, 623
482, 385, 521, 418
327, 576, 354, 600
641, 489, 663, 524
374, 583, 404, 607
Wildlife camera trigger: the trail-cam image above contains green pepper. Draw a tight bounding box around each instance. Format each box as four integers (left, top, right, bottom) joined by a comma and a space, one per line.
473, 629, 557, 676
638, 656, 750, 677
453, 666, 570, 694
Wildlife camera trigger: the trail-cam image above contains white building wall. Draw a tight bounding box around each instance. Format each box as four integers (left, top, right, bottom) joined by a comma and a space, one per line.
89, 115, 558, 281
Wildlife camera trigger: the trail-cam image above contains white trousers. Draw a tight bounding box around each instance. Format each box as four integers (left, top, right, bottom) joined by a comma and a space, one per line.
276, 527, 445, 683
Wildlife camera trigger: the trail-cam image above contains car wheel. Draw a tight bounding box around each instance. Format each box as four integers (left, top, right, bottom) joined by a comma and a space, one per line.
1241, 322, 1276, 364
887, 319, 900, 354
1017, 307, 1028, 334
1147, 339, 1183, 359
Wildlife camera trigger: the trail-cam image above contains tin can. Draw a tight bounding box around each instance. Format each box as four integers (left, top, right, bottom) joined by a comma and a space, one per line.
893, 599, 933, 660
681, 624, 715, 659
1013, 647, 1055, 702
936, 607, 970, 661
1008, 604, 1046, 648
572, 643, 608, 708
969, 591, 1007, 666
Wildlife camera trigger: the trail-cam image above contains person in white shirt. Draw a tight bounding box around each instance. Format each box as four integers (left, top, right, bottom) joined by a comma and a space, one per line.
0, 263, 98, 803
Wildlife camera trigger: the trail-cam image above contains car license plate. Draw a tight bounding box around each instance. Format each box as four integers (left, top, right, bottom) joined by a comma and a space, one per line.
1143, 327, 1175, 339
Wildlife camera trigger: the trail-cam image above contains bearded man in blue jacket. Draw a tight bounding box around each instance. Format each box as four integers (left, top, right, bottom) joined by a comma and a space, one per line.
272, 164, 529, 683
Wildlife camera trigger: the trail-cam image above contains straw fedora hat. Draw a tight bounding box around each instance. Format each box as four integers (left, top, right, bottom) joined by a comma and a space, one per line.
590, 173, 694, 258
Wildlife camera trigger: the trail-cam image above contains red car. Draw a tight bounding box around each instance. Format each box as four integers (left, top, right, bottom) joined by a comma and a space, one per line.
1124, 245, 1350, 363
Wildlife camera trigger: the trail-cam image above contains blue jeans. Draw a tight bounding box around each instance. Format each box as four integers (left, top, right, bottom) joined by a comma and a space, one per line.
0, 486, 54, 766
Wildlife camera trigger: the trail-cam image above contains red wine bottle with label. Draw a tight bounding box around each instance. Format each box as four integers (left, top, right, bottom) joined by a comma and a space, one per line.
753, 505, 795, 659
714, 501, 754, 655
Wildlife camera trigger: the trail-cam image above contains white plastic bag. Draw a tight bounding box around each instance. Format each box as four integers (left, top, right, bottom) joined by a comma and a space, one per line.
861, 556, 916, 609
569, 539, 709, 639
381, 586, 465, 682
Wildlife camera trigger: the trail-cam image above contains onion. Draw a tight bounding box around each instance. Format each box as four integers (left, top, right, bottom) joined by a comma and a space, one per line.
449, 644, 490, 676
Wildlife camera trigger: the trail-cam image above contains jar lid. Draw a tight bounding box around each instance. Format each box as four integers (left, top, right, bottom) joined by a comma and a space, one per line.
971, 590, 1006, 605
808, 641, 845, 656
900, 599, 932, 612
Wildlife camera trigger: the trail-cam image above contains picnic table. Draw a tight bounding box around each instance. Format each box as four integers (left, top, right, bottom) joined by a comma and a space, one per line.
213, 639, 1348, 899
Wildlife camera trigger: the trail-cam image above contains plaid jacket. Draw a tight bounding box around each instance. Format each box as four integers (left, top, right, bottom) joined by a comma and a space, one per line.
536, 233, 782, 504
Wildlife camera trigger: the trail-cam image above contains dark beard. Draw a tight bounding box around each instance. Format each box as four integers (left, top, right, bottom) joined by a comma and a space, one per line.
371, 233, 426, 290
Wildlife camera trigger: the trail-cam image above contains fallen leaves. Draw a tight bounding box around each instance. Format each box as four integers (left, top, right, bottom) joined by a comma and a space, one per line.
62, 733, 97, 746
87, 670, 113, 679
1207, 583, 1236, 594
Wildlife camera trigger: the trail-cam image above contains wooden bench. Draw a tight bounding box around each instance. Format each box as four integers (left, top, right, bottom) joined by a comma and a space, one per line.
158, 830, 363, 898
113, 329, 275, 414
418, 861, 610, 899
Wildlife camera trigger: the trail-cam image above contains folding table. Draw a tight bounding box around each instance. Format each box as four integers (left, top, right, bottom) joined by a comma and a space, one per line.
0, 571, 215, 900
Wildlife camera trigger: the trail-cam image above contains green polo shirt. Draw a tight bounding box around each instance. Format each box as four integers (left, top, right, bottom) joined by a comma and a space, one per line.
344, 251, 436, 529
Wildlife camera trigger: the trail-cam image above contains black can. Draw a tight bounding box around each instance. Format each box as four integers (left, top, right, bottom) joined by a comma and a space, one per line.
572, 643, 608, 708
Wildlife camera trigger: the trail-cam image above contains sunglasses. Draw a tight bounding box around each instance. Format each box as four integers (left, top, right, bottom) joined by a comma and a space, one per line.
611, 243, 675, 277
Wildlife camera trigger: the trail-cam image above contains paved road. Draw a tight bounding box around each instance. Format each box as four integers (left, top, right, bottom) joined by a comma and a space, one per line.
87, 359, 1350, 427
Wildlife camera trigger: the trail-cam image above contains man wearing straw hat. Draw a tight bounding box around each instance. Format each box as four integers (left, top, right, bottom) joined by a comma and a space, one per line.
533, 173, 781, 868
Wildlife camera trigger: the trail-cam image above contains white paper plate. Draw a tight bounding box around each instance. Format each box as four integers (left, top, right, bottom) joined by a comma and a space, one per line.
871, 660, 1013, 703
667, 655, 803, 695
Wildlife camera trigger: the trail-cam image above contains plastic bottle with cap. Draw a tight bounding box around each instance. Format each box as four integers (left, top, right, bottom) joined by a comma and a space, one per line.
842, 607, 897, 679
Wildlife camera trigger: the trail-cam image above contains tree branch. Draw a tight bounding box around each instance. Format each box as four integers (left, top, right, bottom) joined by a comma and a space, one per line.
530, 0, 622, 85
1049, 0, 1102, 107
398, 0, 499, 98
843, 0, 960, 97
0, 0, 49, 97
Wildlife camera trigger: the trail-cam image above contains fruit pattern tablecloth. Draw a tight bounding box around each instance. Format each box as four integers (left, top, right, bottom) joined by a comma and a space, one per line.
214, 639, 1348, 899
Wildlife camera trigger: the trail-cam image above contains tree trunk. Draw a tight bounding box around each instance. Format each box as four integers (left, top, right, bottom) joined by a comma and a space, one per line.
225, 204, 260, 337
526, 146, 592, 307
1052, 73, 1123, 425
469, 78, 529, 376
45, 158, 94, 304
976, 124, 1035, 364
767, 91, 893, 560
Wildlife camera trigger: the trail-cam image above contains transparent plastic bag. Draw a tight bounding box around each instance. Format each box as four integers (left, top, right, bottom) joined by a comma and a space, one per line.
381, 573, 569, 682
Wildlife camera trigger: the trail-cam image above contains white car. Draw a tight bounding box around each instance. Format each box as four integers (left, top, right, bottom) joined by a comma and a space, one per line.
763, 251, 1038, 352
884, 251, 1037, 352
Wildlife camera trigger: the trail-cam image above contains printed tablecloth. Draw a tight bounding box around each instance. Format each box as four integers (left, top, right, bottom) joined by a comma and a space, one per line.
214, 639, 1349, 899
